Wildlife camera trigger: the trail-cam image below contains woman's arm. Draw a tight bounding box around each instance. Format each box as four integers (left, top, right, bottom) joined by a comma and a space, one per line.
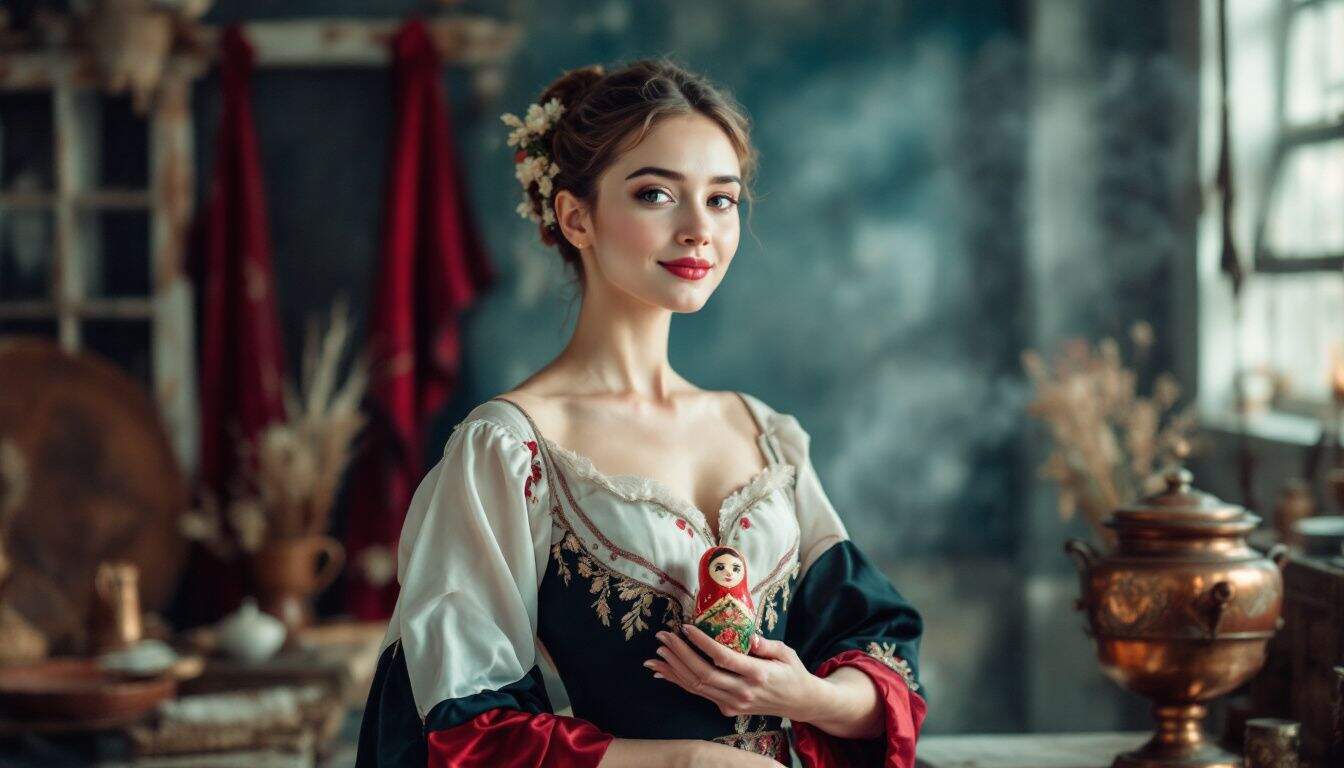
796, 666, 884, 740
600, 737, 783, 768
598, 738, 694, 768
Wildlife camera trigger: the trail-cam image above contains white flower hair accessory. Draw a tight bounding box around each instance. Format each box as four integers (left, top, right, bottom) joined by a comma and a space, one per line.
501, 97, 564, 230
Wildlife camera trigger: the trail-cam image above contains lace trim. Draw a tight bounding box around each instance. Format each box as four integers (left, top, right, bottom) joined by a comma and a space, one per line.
540, 436, 796, 546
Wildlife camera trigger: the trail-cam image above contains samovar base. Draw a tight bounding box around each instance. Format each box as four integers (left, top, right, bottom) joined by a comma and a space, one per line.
1112, 704, 1241, 768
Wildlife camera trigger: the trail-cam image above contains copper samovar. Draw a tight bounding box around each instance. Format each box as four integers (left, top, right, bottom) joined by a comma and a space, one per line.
1066, 468, 1288, 768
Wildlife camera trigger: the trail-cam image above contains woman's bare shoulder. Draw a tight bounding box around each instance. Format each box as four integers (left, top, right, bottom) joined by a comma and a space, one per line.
488, 388, 571, 439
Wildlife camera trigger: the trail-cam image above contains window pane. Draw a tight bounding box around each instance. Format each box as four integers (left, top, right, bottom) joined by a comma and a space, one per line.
0, 209, 53, 301
0, 92, 54, 192
75, 208, 150, 298
1285, 0, 1344, 126
1264, 139, 1344, 258
83, 319, 152, 390
99, 94, 149, 190
1249, 273, 1344, 404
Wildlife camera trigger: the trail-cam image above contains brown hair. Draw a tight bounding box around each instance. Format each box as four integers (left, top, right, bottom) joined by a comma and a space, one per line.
521, 57, 757, 289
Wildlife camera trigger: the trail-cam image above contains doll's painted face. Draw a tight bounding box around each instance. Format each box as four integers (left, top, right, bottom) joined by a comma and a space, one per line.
556, 112, 743, 313
709, 553, 745, 589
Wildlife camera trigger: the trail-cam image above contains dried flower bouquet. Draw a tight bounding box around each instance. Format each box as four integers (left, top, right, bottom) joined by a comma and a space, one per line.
1022, 321, 1199, 549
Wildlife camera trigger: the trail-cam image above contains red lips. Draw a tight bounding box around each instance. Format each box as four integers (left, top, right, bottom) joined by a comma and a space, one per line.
658, 258, 713, 281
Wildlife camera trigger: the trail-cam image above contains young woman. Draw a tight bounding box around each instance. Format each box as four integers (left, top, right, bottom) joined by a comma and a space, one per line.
356, 58, 927, 768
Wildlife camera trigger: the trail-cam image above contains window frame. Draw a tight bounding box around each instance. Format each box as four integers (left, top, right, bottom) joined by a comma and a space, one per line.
0, 52, 204, 471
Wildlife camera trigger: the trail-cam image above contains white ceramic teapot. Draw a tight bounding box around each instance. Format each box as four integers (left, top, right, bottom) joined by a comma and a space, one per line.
215, 597, 286, 663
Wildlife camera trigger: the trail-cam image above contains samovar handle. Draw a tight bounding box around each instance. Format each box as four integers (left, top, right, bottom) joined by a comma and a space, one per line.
1266, 543, 1290, 572
1063, 539, 1098, 612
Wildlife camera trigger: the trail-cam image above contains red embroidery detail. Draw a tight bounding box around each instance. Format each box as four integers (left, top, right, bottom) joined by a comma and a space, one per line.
675, 519, 686, 530
522, 441, 543, 507
740, 517, 751, 529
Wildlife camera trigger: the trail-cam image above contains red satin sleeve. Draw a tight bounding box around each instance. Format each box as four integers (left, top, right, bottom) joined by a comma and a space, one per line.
426, 708, 614, 767
790, 649, 928, 768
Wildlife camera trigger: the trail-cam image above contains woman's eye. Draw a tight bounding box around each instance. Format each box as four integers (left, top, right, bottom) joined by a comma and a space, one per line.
709, 194, 738, 210
637, 188, 671, 204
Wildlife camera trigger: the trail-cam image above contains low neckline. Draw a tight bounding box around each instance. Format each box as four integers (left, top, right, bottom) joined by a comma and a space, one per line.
489, 393, 793, 546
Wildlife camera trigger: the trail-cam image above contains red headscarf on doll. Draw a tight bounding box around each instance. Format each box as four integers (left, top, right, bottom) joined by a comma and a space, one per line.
694, 545, 754, 616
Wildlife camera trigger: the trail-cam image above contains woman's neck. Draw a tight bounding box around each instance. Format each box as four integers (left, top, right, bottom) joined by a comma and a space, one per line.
554, 287, 683, 401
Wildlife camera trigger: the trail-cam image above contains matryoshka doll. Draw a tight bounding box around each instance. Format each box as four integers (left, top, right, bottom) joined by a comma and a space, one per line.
692, 546, 757, 654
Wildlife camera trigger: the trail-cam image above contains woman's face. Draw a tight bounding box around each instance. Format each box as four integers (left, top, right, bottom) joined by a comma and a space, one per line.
709, 553, 745, 589
558, 112, 743, 313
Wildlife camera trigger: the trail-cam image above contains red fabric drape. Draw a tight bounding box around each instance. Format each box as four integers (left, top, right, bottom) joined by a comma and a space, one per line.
190, 25, 289, 623
344, 18, 496, 619
791, 650, 928, 768
426, 709, 613, 767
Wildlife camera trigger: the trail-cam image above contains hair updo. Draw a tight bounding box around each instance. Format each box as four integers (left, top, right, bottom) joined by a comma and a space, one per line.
519, 57, 757, 288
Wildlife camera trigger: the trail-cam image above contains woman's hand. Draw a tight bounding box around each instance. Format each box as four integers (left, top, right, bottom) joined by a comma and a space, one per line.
644, 623, 826, 724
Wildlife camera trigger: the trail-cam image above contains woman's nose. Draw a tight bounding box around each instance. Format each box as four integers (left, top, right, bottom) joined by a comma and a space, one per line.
676, 209, 713, 247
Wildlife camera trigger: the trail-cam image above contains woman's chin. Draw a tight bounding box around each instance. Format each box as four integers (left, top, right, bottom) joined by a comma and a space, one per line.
656, 284, 714, 313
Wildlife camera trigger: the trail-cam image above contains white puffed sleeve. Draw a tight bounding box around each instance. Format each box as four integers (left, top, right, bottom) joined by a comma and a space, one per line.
771, 412, 850, 579
382, 416, 552, 718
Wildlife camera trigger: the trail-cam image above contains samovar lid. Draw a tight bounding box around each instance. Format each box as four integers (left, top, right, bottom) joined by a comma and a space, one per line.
1108, 467, 1257, 528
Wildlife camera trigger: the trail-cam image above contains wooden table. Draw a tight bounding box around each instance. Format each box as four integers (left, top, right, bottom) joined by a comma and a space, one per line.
0, 621, 385, 767
915, 732, 1169, 768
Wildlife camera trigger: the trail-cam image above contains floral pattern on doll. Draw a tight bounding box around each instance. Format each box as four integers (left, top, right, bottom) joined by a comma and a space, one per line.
693, 546, 758, 655
865, 640, 920, 693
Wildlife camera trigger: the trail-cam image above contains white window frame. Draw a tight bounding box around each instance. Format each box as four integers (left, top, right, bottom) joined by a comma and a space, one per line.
0, 52, 203, 470
1198, 0, 1344, 446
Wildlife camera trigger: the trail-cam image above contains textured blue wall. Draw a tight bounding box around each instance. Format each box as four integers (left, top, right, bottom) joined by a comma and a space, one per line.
199, 0, 1031, 559
191, 0, 1196, 736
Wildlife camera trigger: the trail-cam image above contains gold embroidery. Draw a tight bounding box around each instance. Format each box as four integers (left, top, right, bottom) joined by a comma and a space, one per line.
865, 641, 920, 692
573, 545, 681, 639
756, 558, 798, 632
551, 515, 683, 640
710, 728, 789, 762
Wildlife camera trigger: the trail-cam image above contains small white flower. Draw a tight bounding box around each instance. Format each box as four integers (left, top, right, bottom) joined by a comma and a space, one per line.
504, 98, 566, 234
542, 98, 563, 120
524, 104, 547, 133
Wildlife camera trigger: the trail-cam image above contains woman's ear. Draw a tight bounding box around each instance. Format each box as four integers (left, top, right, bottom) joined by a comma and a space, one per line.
554, 190, 591, 249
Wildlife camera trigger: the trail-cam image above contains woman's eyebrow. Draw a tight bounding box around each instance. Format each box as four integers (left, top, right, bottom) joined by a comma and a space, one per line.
624, 166, 740, 185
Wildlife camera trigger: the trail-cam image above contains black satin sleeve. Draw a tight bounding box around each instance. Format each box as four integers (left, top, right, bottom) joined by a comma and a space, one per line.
783, 539, 927, 704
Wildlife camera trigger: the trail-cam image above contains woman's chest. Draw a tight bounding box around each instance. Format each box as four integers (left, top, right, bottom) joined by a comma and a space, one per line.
537, 441, 802, 633
532, 456, 801, 740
